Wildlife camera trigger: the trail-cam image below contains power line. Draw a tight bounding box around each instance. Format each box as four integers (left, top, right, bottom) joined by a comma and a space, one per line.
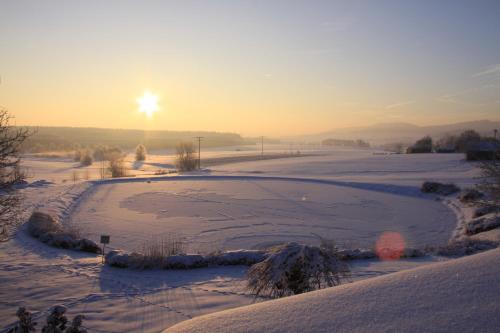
194, 136, 203, 169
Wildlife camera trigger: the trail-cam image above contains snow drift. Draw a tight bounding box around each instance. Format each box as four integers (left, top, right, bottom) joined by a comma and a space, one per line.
27, 211, 101, 254
165, 248, 500, 333
105, 249, 268, 269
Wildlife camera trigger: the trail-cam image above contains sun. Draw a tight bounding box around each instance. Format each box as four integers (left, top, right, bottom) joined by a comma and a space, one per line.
137, 91, 159, 118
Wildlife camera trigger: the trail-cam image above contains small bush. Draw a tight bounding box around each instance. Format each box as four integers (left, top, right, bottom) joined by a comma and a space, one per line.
246, 242, 350, 298
73, 150, 82, 162
9, 306, 86, 333
138, 234, 185, 268
465, 214, 500, 235
42, 305, 68, 332
92, 146, 123, 161
175, 142, 197, 171
27, 211, 62, 237
107, 152, 127, 178
459, 188, 484, 203
9, 307, 37, 332
27, 211, 101, 254
436, 238, 499, 257
107, 234, 184, 269
65, 315, 86, 333
421, 181, 460, 195
456, 129, 481, 152
408, 136, 433, 153
478, 159, 500, 207
473, 205, 498, 218
135, 144, 147, 161
79, 150, 93, 166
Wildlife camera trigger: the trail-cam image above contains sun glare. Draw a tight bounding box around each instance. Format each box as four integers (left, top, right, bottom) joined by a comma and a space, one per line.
137, 91, 159, 118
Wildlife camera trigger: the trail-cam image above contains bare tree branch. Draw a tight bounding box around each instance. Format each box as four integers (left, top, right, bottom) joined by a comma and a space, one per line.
0, 108, 32, 241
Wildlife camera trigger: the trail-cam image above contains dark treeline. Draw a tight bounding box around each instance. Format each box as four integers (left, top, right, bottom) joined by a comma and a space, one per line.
19, 127, 250, 152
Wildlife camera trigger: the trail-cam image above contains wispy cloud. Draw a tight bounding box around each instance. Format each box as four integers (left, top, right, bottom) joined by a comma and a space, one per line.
436, 84, 500, 106
472, 63, 500, 77
385, 101, 415, 109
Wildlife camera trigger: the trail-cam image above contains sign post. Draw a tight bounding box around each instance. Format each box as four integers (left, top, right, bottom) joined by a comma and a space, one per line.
100, 235, 110, 264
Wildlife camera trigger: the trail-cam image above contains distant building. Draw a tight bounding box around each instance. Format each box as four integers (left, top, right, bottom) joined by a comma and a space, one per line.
465, 140, 500, 161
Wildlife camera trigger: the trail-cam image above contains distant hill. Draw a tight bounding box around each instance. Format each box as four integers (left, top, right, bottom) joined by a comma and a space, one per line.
20, 126, 248, 152
292, 120, 500, 145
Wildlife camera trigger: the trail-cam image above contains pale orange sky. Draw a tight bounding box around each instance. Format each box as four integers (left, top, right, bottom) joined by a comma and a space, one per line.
1, 1, 499, 136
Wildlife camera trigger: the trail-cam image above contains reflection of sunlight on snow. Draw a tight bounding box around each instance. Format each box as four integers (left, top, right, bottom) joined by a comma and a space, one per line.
375, 231, 406, 260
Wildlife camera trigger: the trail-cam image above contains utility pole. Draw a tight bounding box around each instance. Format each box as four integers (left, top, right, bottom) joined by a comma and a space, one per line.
194, 136, 203, 169
494, 129, 498, 140
261, 136, 264, 158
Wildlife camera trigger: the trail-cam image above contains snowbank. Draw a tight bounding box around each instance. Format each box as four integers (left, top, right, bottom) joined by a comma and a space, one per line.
27, 211, 101, 254
105, 249, 268, 269
165, 248, 500, 333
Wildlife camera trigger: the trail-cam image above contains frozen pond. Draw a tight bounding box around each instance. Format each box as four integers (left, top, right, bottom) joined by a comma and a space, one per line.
70, 177, 456, 253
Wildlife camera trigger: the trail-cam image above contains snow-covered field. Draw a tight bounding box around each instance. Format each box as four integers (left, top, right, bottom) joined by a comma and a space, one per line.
2, 146, 496, 332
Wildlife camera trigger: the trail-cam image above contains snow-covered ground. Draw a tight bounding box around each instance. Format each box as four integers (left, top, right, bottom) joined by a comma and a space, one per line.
2, 146, 493, 332
166, 247, 500, 333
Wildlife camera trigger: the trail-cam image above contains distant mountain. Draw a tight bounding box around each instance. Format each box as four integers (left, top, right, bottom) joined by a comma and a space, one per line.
291, 120, 500, 145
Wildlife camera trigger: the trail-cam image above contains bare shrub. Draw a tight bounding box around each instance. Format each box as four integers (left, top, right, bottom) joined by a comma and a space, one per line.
107, 152, 127, 178
73, 150, 82, 162
459, 188, 484, 203
0, 109, 31, 241
65, 315, 86, 333
107, 234, 185, 269
247, 242, 350, 299
175, 142, 197, 171
408, 136, 433, 153
456, 129, 481, 152
465, 214, 500, 235
135, 144, 147, 161
435, 238, 499, 257
478, 159, 500, 207
421, 181, 460, 195
137, 234, 185, 268
79, 150, 93, 166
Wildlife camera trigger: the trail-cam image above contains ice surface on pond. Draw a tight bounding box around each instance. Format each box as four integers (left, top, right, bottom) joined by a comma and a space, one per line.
70, 178, 456, 253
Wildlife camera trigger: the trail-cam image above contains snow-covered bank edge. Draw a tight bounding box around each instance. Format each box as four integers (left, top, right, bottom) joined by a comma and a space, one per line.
31, 181, 95, 226
22, 181, 102, 254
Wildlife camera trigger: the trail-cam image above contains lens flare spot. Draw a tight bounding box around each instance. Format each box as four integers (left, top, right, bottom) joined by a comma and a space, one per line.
375, 231, 406, 260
